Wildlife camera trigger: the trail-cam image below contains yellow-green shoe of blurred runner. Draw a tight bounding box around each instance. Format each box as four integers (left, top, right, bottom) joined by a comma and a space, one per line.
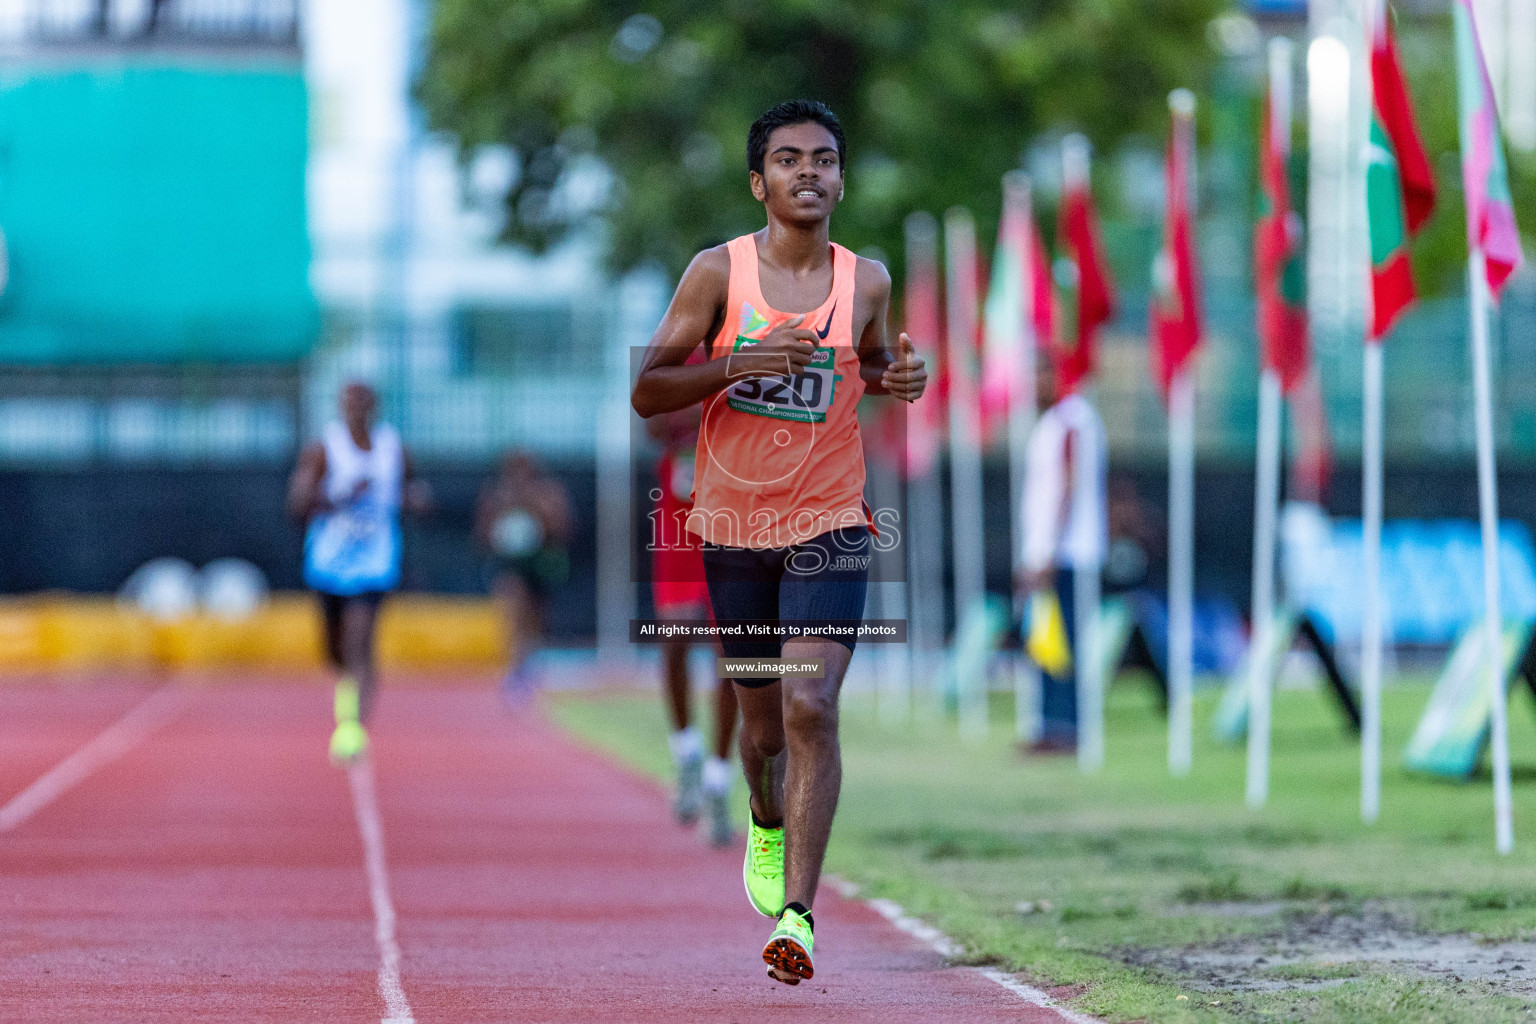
330, 678, 366, 764
762, 906, 814, 985
743, 813, 784, 917
329, 719, 368, 764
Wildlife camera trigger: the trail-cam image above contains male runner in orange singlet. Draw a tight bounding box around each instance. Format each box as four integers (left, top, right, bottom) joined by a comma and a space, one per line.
632, 99, 927, 985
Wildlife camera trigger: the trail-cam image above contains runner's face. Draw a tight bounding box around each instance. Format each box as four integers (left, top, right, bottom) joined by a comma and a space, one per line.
751, 122, 842, 224
341, 385, 376, 432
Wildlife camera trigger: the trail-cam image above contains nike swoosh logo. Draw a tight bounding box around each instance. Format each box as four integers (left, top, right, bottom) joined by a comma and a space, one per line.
814, 301, 837, 341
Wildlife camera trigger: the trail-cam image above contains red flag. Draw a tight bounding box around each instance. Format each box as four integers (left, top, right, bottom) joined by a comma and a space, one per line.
1368, 11, 1437, 339
1256, 82, 1309, 393
901, 214, 945, 479
1373, 18, 1436, 233
1150, 101, 1203, 396
1030, 217, 1055, 351
1056, 178, 1115, 394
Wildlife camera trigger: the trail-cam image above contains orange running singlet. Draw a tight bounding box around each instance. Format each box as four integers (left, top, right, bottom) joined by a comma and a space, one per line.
688, 234, 869, 549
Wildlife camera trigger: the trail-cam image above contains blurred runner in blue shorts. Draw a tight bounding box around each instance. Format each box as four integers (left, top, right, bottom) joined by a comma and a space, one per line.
288, 382, 432, 763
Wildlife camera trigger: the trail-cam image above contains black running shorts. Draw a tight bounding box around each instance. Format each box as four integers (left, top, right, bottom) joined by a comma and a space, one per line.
316, 590, 387, 669
701, 527, 870, 684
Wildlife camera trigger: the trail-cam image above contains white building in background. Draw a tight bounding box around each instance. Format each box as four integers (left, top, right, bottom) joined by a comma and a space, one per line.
302, 0, 656, 461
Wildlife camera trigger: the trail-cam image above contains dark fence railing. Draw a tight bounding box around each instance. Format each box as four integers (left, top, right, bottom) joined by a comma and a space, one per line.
0, 365, 300, 466
1, 0, 299, 47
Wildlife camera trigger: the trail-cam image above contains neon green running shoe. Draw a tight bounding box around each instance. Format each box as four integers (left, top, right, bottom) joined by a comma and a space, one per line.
743, 815, 784, 918
762, 907, 814, 985
329, 720, 368, 764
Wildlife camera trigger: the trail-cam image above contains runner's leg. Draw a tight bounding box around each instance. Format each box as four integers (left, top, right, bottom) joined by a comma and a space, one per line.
661, 633, 705, 823
662, 639, 692, 732
777, 638, 852, 911
340, 595, 382, 723
734, 682, 785, 823
701, 544, 783, 824
776, 527, 869, 912
493, 572, 535, 675
703, 658, 740, 846
712, 668, 739, 760
321, 592, 345, 670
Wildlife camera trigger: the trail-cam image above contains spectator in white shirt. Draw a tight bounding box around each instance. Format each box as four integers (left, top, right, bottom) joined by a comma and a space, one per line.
1014, 368, 1107, 753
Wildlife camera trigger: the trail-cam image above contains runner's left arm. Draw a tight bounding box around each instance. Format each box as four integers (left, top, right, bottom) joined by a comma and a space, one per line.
855, 258, 927, 402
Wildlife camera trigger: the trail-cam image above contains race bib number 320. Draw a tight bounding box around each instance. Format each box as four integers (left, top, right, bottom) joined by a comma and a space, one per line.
726, 337, 841, 423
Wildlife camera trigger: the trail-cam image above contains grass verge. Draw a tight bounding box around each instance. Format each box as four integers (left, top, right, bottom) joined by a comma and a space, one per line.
547, 672, 1536, 1024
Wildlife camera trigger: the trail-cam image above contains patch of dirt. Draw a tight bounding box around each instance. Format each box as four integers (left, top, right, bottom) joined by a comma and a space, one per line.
1120, 903, 1536, 995
1045, 983, 1089, 1001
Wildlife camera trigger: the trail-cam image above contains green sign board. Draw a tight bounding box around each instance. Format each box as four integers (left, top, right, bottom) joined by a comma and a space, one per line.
0, 59, 317, 363
1404, 621, 1534, 780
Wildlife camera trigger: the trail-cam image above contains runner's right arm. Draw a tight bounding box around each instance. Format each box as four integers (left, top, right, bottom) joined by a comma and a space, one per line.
632, 247, 818, 418
286, 441, 329, 524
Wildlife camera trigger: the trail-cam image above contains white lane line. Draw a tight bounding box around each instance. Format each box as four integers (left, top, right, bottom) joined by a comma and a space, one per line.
0, 684, 188, 833
827, 877, 1103, 1024
347, 758, 416, 1024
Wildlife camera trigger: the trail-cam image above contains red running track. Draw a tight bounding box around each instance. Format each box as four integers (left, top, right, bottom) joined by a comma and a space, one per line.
0, 681, 1075, 1023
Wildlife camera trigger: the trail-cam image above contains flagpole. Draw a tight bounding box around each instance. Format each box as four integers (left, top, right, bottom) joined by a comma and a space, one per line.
1470, 244, 1514, 854
1360, 338, 1385, 821
1164, 91, 1197, 778
945, 207, 988, 741
1246, 41, 1294, 808
1074, 407, 1105, 772
1004, 172, 1043, 745
904, 212, 945, 719
872, 447, 910, 727
1360, 0, 1386, 827
1061, 134, 1106, 772
1247, 369, 1282, 805
1166, 366, 1196, 777
909, 462, 946, 719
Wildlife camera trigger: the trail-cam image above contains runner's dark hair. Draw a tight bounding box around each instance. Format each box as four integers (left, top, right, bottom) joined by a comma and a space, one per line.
747, 100, 845, 175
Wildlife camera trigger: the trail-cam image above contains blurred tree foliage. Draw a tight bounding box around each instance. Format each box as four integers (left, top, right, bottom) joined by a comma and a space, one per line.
419, 0, 1225, 278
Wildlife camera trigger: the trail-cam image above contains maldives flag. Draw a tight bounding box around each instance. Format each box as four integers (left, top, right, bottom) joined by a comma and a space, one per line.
1150, 104, 1202, 396
1056, 181, 1115, 394
901, 214, 945, 479
978, 196, 1053, 441
1256, 81, 1309, 393
978, 207, 1023, 443
1367, 8, 1437, 340
1456, 0, 1525, 298
1029, 217, 1055, 363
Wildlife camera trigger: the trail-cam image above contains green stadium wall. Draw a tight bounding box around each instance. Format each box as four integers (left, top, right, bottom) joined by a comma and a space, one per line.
0, 60, 317, 363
